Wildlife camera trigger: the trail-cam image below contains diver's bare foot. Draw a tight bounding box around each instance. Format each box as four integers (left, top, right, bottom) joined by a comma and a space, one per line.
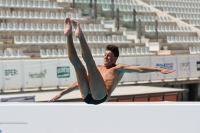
72, 19, 82, 39
64, 17, 72, 37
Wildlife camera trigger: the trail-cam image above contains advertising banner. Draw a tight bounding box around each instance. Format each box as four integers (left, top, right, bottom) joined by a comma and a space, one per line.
0, 61, 3, 90
57, 59, 76, 86
189, 55, 200, 78
40, 59, 59, 87
2, 54, 199, 90
136, 56, 151, 82
176, 55, 190, 79
121, 57, 138, 83
23, 60, 42, 88
163, 56, 177, 80
150, 56, 165, 81
116, 57, 124, 83
3, 60, 23, 90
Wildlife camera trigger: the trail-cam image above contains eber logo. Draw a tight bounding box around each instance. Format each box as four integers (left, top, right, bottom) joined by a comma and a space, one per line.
5, 69, 18, 76
57, 67, 70, 78
5, 69, 18, 81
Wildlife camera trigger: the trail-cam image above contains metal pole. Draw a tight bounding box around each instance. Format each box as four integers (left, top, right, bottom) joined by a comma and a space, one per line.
139, 19, 141, 43
155, 20, 158, 42
90, 0, 92, 8
72, 0, 75, 8
111, 0, 114, 19
133, 9, 136, 30
94, 0, 97, 20
116, 8, 119, 31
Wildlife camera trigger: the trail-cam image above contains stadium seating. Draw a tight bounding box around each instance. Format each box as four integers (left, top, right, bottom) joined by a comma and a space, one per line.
14, 35, 130, 45
102, 5, 151, 12
189, 47, 200, 54
40, 47, 156, 58
145, 25, 192, 32
1, 0, 200, 92
0, 23, 107, 32
0, 0, 62, 9
167, 36, 200, 43
0, 11, 83, 20
58, 0, 138, 5
0, 49, 30, 59
150, 1, 200, 8
123, 15, 172, 22
0, 0, 198, 59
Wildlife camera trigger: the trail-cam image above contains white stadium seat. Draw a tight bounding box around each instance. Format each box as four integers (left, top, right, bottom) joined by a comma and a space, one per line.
40, 49, 47, 58
97, 48, 103, 56
52, 49, 58, 57
18, 49, 30, 58
4, 50, 11, 58
91, 48, 97, 56
10, 49, 18, 58
63, 49, 68, 57
46, 49, 52, 57
58, 49, 64, 57
0, 50, 4, 59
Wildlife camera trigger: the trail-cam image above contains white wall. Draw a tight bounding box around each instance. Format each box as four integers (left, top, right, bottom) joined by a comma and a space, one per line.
0, 103, 200, 133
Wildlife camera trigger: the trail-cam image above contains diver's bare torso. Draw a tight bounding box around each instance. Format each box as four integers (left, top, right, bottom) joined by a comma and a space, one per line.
96, 64, 124, 100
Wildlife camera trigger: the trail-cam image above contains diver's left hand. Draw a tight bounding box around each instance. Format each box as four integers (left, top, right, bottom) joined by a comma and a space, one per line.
160, 68, 175, 74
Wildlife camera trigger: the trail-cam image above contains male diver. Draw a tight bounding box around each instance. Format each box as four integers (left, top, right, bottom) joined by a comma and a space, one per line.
49, 18, 175, 104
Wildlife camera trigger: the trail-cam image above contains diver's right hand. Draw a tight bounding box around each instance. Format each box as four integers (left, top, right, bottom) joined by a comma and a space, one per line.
48, 93, 62, 102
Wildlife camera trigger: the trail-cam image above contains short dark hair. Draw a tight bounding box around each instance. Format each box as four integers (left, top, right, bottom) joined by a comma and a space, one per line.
106, 45, 119, 57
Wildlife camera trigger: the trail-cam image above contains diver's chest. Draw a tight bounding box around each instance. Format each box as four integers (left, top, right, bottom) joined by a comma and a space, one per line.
99, 68, 118, 77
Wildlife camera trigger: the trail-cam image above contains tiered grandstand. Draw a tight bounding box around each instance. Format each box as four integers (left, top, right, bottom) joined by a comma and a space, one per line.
0, 0, 200, 102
